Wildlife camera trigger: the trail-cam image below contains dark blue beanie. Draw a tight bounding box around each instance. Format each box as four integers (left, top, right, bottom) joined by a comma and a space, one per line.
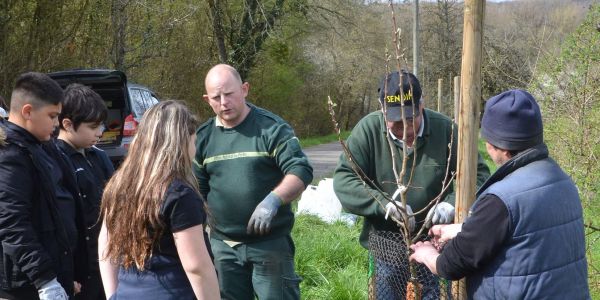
481, 89, 543, 151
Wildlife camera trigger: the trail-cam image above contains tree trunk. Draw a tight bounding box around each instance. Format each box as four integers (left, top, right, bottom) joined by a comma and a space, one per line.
111, 0, 128, 71
208, 0, 227, 63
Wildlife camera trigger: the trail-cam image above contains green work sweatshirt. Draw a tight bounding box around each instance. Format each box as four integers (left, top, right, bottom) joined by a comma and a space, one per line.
194, 103, 313, 243
333, 109, 490, 248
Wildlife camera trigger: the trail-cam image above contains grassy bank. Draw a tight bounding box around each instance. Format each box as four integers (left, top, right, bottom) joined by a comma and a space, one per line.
299, 131, 351, 148
292, 214, 368, 299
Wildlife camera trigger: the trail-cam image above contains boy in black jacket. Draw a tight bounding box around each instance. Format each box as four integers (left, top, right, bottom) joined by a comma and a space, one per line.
0, 72, 87, 300
57, 83, 114, 300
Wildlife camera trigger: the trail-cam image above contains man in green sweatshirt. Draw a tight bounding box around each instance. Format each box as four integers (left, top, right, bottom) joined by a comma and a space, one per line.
194, 64, 313, 300
333, 71, 490, 299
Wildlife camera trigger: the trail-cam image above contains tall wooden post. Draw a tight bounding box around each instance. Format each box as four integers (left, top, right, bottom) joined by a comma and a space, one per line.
453, 76, 460, 121
454, 0, 485, 299
437, 78, 443, 113
413, 0, 420, 77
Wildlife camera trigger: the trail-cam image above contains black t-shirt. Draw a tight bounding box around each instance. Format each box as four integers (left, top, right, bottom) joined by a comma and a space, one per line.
154, 179, 211, 259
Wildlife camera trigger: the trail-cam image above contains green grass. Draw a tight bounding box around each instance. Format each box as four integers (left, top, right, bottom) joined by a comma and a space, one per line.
299, 131, 351, 148
292, 214, 368, 299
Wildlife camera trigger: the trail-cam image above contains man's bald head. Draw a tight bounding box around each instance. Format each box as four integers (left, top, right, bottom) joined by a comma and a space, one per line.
205, 64, 243, 88
202, 64, 250, 128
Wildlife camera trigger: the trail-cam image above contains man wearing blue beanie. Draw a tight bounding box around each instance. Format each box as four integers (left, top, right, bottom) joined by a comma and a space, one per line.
410, 89, 590, 299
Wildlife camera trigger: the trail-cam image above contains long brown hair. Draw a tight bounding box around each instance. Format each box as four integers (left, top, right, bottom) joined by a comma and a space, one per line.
100, 100, 200, 269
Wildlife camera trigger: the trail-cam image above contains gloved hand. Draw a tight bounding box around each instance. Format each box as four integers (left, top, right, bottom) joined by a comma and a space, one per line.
385, 201, 415, 232
247, 192, 283, 236
426, 202, 455, 225
38, 278, 68, 300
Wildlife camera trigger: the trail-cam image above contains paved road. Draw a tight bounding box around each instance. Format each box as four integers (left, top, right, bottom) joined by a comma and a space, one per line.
303, 141, 344, 179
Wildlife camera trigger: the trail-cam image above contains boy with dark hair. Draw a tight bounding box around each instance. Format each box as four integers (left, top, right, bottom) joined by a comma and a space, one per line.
0, 72, 87, 300
57, 83, 114, 300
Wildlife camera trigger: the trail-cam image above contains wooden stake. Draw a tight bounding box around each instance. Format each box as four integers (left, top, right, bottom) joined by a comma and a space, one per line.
413, 0, 420, 77
437, 78, 443, 113
454, 0, 485, 299
453, 76, 460, 122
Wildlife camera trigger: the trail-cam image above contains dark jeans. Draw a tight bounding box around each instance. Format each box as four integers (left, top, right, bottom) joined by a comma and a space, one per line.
112, 255, 195, 300
210, 235, 301, 300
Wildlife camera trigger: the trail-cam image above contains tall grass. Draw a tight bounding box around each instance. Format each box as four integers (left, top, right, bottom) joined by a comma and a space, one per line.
292, 214, 368, 299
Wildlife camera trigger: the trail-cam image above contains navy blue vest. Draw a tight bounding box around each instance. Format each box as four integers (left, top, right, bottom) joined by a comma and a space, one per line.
468, 157, 589, 299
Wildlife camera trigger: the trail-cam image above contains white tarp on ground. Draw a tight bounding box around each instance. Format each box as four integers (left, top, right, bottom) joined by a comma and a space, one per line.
297, 178, 357, 225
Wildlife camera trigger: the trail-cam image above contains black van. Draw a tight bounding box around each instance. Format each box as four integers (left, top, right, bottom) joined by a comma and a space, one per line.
48, 69, 160, 166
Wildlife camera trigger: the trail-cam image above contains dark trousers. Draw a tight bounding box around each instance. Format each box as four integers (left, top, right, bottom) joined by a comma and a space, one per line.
210, 235, 301, 300
0, 286, 38, 300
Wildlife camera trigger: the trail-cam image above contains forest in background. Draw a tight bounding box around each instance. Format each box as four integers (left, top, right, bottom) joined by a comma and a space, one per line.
0, 0, 593, 135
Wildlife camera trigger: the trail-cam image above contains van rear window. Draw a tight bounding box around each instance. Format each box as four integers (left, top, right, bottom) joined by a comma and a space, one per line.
91, 86, 127, 145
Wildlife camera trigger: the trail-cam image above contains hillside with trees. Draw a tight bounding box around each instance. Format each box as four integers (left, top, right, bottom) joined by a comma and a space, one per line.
0, 0, 593, 135
530, 4, 600, 293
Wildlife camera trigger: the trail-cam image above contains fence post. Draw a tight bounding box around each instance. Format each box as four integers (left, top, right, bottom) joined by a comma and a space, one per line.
454, 0, 486, 299
437, 78, 443, 113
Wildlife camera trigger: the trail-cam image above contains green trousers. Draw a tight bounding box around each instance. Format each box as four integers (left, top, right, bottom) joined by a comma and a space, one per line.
210, 235, 301, 300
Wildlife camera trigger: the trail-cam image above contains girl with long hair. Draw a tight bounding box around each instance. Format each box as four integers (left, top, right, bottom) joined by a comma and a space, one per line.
98, 100, 219, 300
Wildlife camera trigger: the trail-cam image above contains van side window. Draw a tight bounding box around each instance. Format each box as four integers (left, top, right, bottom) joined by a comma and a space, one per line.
140, 90, 154, 113
150, 95, 159, 106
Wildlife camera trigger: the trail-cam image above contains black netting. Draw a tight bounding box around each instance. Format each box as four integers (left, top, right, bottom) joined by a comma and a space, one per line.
368, 230, 452, 300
